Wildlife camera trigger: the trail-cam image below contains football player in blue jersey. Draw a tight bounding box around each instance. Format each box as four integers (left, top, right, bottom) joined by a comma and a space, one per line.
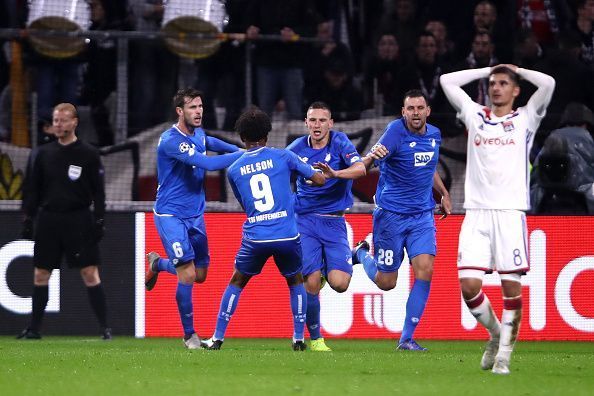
286, 102, 367, 352
352, 89, 452, 351
200, 107, 325, 351
144, 88, 243, 349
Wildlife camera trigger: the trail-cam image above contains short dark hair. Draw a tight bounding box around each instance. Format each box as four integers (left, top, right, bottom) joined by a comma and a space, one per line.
307, 101, 332, 117
403, 89, 430, 106
173, 88, 203, 109
489, 66, 520, 86
235, 106, 272, 142
416, 30, 436, 47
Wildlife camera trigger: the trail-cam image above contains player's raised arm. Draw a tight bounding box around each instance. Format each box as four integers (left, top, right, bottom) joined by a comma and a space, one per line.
517, 67, 555, 117
440, 67, 490, 112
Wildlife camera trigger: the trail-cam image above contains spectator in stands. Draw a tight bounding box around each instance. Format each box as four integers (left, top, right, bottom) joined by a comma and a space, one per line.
245, 0, 317, 120
571, 0, 594, 69
128, 0, 177, 135
425, 19, 457, 67
397, 32, 455, 132
517, 0, 572, 48
303, 19, 354, 108
375, 0, 420, 55
534, 32, 594, 133
456, 30, 499, 106
195, 0, 250, 131
531, 102, 594, 214
514, 29, 545, 69
306, 58, 363, 122
363, 33, 404, 116
469, 1, 514, 62
81, 0, 128, 146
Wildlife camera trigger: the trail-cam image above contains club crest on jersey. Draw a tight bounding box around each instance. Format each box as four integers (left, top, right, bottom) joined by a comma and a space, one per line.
324, 152, 331, 162
502, 120, 515, 132
431, 139, 436, 147
414, 151, 434, 166
68, 165, 82, 181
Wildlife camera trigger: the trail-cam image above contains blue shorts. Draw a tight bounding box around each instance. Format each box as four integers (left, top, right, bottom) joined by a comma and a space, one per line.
297, 213, 352, 277
154, 213, 210, 268
372, 207, 436, 273
235, 237, 303, 277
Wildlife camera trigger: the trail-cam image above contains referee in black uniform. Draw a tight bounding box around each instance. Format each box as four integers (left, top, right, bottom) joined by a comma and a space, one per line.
18, 103, 111, 340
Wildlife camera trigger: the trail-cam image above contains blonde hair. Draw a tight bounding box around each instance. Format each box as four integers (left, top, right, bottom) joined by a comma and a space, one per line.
53, 103, 78, 118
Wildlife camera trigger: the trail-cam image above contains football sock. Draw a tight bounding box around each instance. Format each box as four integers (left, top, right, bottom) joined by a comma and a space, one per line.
497, 296, 523, 361
400, 279, 431, 342
213, 284, 243, 341
30, 285, 49, 332
306, 292, 321, 340
176, 282, 194, 337
87, 283, 108, 328
359, 249, 378, 282
289, 284, 307, 341
465, 291, 501, 340
157, 258, 176, 275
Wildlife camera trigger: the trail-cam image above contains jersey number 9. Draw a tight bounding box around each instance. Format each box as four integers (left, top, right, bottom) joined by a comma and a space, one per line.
250, 173, 275, 212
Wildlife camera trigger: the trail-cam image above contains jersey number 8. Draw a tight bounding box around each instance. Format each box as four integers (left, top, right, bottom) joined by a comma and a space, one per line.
250, 173, 275, 212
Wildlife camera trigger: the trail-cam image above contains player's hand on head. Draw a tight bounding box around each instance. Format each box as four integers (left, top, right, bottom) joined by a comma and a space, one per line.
369, 144, 389, 160
492, 63, 518, 73
313, 162, 337, 178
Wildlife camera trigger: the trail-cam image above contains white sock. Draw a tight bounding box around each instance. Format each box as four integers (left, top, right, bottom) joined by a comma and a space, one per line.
466, 291, 501, 340
497, 307, 522, 362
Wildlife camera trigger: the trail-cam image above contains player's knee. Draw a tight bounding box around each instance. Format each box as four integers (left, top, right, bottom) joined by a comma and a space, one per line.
194, 274, 207, 284
330, 282, 349, 293
80, 266, 100, 286
376, 278, 397, 291
459, 280, 481, 300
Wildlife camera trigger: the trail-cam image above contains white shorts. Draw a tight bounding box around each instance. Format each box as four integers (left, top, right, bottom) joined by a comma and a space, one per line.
457, 209, 529, 274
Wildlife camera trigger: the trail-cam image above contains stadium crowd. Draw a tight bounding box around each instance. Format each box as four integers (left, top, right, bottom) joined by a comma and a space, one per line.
0, 0, 593, 213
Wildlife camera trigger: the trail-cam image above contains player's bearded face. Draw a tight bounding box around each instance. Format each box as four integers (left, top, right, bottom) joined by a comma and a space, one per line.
305, 108, 333, 142
402, 96, 430, 133
182, 96, 203, 127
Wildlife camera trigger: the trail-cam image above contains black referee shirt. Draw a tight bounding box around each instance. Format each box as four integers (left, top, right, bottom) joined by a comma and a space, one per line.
23, 140, 106, 219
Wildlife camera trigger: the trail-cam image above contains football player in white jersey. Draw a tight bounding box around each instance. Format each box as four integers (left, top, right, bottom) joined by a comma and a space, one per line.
440, 64, 554, 375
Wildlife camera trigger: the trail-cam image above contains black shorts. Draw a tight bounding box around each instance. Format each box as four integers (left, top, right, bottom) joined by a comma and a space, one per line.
34, 209, 100, 270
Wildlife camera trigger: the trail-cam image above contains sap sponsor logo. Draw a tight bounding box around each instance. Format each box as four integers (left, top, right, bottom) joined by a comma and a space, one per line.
414, 151, 434, 166
473, 134, 516, 146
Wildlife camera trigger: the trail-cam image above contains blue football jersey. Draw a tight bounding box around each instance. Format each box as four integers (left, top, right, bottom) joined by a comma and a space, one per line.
228, 147, 316, 241
374, 118, 441, 214
154, 125, 242, 218
287, 131, 362, 214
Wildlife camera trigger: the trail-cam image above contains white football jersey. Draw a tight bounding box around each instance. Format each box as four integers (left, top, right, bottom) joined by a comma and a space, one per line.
459, 103, 543, 210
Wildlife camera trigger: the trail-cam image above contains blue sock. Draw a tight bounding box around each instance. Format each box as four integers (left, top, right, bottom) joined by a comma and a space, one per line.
289, 284, 307, 341
359, 250, 378, 281
176, 282, 194, 337
306, 292, 321, 340
400, 279, 431, 343
157, 258, 176, 275
214, 284, 243, 341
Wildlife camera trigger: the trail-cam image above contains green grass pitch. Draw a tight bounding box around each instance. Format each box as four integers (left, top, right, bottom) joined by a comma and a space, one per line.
1, 337, 593, 395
